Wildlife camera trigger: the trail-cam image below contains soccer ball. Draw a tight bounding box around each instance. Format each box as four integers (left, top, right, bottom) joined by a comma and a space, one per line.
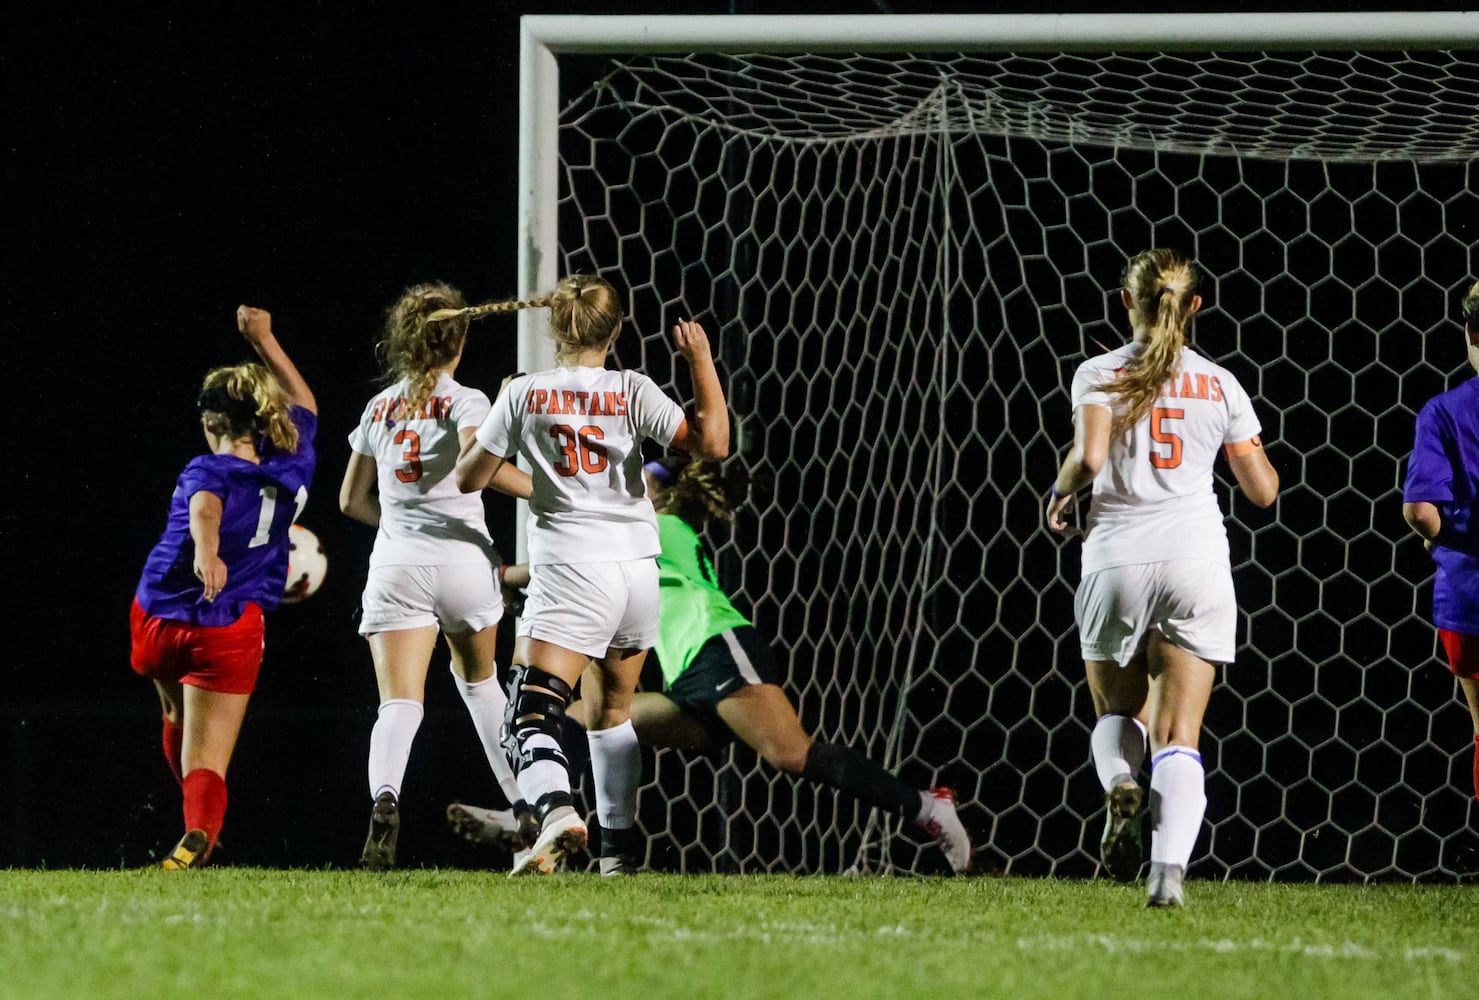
282, 524, 327, 604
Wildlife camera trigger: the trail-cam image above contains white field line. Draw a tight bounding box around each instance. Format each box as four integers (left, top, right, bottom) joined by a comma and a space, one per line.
605, 914, 1465, 964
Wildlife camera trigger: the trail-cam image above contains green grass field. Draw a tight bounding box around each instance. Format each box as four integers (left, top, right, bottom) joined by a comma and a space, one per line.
1, 870, 1472, 999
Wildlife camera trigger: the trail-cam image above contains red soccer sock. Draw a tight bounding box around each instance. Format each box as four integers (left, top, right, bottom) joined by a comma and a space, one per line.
1472, 734, 1478, 805
161, 717, 184, 786
181, 768, 229, 849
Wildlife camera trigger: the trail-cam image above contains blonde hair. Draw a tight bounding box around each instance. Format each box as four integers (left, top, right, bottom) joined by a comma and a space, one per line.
379, 282, 470, 417
650, 456, 741, 528
426, 274, 624, 365
1102, 248, 1200, 430
198, 363, 298, 452
1463, 279, 1479, 332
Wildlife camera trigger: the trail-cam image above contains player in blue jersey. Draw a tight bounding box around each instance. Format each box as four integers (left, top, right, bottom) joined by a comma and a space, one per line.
130, 306, 316, 869
1403, 279, 1479, 810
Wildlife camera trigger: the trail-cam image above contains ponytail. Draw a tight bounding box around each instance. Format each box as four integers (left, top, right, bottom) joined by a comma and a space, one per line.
428, 275, 624, 364
1103, 249, 1199, 430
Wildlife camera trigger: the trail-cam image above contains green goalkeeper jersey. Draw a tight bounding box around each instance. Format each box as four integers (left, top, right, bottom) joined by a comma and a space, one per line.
654, 513, 751, 686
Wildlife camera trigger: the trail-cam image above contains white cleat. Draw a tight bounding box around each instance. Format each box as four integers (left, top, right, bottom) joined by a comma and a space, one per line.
509, 806, 587, 877
920, 787, 972, 874
446, 802, 537, 851
1146, 861, 1186, 908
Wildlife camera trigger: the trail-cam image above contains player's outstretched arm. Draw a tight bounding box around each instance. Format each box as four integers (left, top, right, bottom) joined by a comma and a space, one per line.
1046, 404, 1110, 534
670, 319, 729, 460
237, 305, 317, 414
1227, 442, 1278, 508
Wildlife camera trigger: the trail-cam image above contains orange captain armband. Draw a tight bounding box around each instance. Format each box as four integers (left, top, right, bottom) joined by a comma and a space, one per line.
1224, 436, 1262, 459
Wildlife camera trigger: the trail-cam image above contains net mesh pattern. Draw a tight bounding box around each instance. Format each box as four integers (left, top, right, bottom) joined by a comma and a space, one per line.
552, 51, 1479, 880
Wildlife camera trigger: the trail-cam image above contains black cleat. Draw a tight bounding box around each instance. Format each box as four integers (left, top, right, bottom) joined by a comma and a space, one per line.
361, 791, 400, 871
160, 829, 210, 870
1100, 782, 1145, 883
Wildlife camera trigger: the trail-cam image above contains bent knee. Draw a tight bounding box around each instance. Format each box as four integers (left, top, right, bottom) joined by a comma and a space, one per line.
761, 741, 812, 775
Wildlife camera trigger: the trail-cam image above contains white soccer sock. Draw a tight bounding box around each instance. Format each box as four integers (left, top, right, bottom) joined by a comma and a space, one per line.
587, 720, 640, 829
1091, 714, 1148, 790
515, 734, 571, 808
451, 665, 525, 807
914, 789, 934, 826
367, 698, 424, 801
1149, 745, 1207, 868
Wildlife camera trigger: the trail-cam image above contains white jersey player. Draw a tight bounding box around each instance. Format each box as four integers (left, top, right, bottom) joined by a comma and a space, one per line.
1072, 343, 1264, 585
477, 366, 685, 567
339, 282, 536, 871
1047, 249, 1278, 908
454, 274, 729, 878
350, 372, 501, 571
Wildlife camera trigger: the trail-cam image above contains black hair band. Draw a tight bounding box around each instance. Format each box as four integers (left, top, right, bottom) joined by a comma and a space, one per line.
197, 386, 257, 425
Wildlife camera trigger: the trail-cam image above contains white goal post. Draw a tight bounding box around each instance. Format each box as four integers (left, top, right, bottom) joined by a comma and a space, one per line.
515, 13, 1479, 879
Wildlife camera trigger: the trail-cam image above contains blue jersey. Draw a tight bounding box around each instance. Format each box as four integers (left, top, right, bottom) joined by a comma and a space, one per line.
1403, 377, 1479, 635
136, 406, 318, 627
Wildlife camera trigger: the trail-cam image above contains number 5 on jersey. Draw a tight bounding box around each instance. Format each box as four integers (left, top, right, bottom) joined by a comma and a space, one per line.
1150, 406, 1184, 469
551, 424, 608, 475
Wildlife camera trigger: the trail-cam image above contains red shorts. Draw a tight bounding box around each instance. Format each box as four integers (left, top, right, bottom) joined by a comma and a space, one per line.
130, 597, 265, 694
1438, 629, 1479, 680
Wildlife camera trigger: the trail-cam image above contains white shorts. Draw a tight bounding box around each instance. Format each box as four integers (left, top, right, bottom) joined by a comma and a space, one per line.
518, 559, 660, 659
1075, 559, 1236, 666
359, 562, 504, 636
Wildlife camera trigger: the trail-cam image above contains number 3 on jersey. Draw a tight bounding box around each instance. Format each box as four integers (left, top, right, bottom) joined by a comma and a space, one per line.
1150, 406, 1184, 469
394, 429, 422, 483
551, 424, 608, 476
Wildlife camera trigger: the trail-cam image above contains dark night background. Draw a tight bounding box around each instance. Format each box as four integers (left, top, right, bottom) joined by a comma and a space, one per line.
6, 1, 1477, 872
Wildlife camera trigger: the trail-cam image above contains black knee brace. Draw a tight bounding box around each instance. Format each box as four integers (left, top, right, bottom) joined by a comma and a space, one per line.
500, 664, 573, 776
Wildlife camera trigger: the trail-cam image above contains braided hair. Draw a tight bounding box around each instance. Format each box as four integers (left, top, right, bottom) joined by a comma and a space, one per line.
421, 274, 624, 365
378, 282, 471, 419
646, 455, 742, 530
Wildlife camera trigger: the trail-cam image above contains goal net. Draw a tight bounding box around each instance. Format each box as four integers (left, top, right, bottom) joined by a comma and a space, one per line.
527, 16, 1479, 880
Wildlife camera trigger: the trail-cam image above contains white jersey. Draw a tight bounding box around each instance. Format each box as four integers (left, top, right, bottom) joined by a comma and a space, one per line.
475, 365, 685, 565
348, 373, 499, 568
1071, 344, 1262, 573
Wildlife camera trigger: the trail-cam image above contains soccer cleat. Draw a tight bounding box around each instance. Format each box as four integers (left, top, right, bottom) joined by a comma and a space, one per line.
509, 806, 587, 877
598, 854, 639, 876
1100, 781, 1145, 883
445, 801, 539, 851
598, 825, 642, 876
1145, 861, 1186, 908
361, 791, 400, 871
160, 829, 209, 870
920, 788, 972, 874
